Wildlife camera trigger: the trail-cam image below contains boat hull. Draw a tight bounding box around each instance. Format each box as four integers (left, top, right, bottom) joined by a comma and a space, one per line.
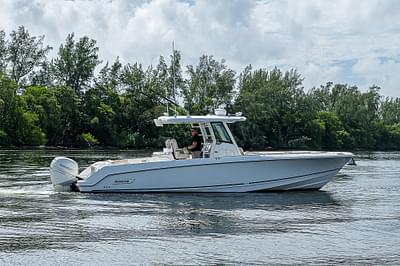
77, 153, 352, 193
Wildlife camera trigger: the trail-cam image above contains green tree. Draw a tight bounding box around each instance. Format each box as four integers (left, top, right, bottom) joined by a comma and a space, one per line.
308, 83, 381, 149
21, 86, 62, 145
308, 82, 335, 111
6, 26, 52, 85
0, 30, 7, 73
95, 58, 123, 92
0, 74, 46, 145
335, 85, 379, 148
82, 58, 125, 145
53, 33, 101, 94
169, 50, 184, 102
234, 66, 307, 148
29, 60, 55, 87
54, 86, 83, 146
308, 111, 350, 149
84, 88, 119, 146
381, 97, 400, 125
3, 27, 400, 151
0, 73, 18, 145
147, 54, 185, 114
15, 111, 47, 145
183, 55, 235, 114
120, 63, 164, 146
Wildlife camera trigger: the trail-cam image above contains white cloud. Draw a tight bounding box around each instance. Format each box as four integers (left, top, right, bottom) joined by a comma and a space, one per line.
0, 0, 400, 97
302, 62, 342, 90
353, 56, 400, 97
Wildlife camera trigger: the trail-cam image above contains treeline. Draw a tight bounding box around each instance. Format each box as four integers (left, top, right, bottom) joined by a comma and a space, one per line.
1, 26, 400, 150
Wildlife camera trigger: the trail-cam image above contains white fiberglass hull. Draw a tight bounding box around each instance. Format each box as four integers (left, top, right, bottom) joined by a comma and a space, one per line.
76, 152, 353, 193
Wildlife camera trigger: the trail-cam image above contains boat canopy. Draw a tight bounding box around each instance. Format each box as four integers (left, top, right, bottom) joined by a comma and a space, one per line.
154, 115, 246, 127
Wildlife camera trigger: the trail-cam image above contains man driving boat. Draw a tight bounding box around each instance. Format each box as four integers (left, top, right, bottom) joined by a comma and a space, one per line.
187, 127, 202, 158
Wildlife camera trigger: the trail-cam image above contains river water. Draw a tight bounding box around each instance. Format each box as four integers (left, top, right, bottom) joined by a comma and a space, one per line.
0, 149, 399, 265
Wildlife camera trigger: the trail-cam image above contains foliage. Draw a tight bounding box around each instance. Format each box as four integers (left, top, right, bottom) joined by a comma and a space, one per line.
0, 128, 9, 145
0, 74, 47, 146
1, 26, 400, 150
53, 33, 101, 94
20, 86, 62, 144
381, 98, 400, 125
234, 66, 306, 149
310, 111, 345, 148
80, 132, 99, 147
183, 55, 235, 114
0, 30, 7, 73
5, 26, 52, 85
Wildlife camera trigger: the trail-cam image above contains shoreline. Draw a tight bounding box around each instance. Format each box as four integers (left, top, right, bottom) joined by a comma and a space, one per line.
1, 145, 399, 152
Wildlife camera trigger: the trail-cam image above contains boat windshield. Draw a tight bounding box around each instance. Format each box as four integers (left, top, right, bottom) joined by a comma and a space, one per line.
211, 122, 232, 144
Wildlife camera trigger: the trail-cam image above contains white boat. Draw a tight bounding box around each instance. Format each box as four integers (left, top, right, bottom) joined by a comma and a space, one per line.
49, 112, 354, 192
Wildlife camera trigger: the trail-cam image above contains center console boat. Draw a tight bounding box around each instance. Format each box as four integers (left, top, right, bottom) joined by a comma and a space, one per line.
50, 111, 354, 192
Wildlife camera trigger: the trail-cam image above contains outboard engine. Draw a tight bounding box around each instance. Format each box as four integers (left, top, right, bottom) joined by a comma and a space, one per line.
50, 157, 79, 191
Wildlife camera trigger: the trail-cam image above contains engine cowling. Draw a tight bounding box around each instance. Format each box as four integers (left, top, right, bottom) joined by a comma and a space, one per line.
50, 157, 79, 191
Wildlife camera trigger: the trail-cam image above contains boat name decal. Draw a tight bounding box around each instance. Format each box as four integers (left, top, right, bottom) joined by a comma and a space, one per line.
113, 179, 134, 184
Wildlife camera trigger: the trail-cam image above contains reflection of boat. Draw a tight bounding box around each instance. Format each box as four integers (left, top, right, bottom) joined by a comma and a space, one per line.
50, 111, 354, 192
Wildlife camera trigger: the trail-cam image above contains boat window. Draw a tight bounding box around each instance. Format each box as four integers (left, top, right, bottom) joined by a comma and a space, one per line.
211, 122, 232, 144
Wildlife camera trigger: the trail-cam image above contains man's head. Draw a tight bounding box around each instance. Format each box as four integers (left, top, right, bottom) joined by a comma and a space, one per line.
191, 127, 199, 136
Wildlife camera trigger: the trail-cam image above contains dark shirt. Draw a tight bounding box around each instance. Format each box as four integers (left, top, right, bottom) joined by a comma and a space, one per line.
191, 134, 202, 151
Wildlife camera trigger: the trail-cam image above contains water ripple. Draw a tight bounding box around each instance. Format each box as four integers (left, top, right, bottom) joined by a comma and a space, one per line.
0, 149, 399, 264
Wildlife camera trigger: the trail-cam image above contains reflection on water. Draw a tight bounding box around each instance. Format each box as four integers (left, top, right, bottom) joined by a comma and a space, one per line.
0, 149, 400, 265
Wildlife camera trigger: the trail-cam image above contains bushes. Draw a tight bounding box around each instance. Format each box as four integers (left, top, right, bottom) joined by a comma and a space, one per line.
0, 129, 9, 146
77, 132, 99, 147
1, 26, 400, 150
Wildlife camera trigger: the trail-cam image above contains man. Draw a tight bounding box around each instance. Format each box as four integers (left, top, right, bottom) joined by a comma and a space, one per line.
187, 127, 202, 158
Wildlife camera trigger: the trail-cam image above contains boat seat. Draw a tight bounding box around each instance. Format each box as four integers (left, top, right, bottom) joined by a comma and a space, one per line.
165, 138, 189, 160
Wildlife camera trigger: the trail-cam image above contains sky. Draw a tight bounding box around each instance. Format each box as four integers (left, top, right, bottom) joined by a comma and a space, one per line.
1, 0, 400, 97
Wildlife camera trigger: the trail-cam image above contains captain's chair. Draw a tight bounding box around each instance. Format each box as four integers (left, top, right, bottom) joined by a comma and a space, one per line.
165, 139, 189, 160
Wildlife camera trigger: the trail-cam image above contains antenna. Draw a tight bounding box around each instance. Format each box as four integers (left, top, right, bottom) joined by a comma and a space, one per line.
161, 41, 190, 117
172, 40, 177, 116
166, 92, 169, 116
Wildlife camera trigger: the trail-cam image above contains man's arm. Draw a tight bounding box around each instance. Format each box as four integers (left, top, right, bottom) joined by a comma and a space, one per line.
187, 141, 198, 151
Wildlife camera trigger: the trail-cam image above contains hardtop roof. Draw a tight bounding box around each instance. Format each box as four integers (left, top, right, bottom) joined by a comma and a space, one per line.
154, 115, 246, 127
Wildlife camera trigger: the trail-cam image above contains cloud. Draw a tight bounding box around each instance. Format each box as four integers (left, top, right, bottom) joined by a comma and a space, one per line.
0, 0, 400, 97
353, 56, 400, 97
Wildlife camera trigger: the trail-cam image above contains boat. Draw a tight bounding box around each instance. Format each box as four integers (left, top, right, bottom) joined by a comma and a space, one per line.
49, 110, 355, 192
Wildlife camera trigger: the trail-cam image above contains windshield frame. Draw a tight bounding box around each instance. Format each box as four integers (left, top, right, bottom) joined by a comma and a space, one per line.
211, 122, 233, 144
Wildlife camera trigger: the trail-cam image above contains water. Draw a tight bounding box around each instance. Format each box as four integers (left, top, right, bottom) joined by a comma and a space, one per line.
0, 149, 399, 265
